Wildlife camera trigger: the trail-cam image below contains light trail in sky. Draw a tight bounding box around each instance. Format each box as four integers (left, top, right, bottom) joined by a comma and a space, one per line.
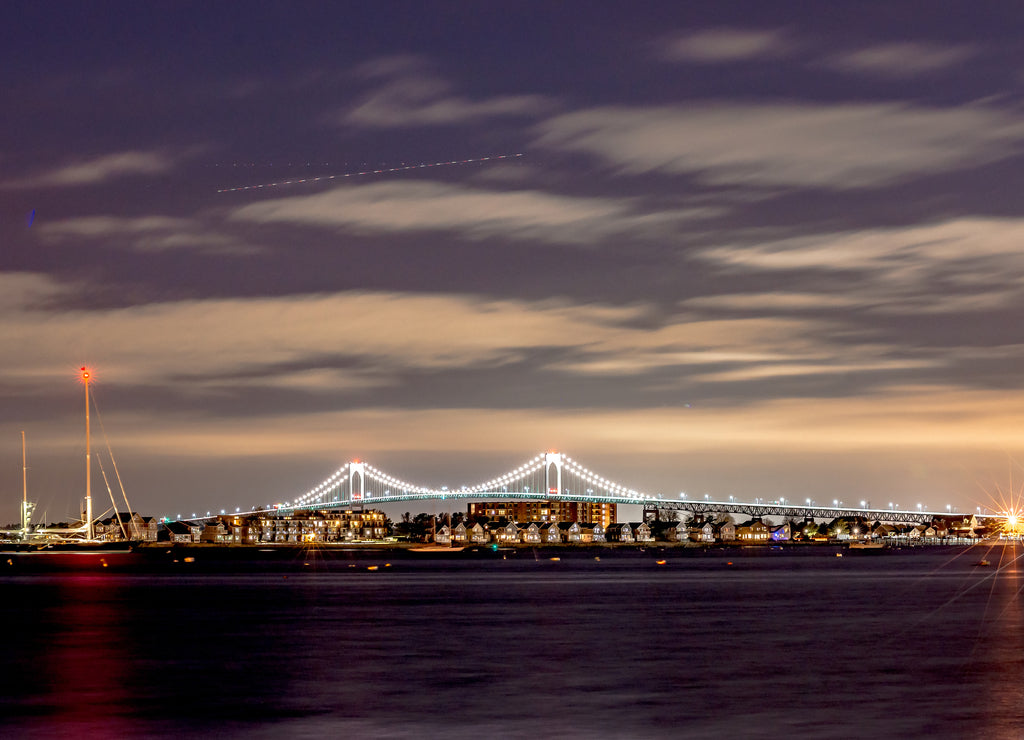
216, 153, 524, 193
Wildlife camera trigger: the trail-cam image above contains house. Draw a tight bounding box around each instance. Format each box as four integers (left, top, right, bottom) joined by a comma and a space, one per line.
487, 521, 520, 543
735, 518, 769, 542
519, 522, 542, 544
200, 521, 229, 543
690, 520, 715, 543
556, 521, 581, 543
161, 520, 198, 543
770, 523, 791, 542
629, 522, 654, 543
96, 512, 159, 541
714, 521, 736, 542
606, 522, 634, 543
539, 522, 561, 543
452, 522, 468, 544
579, 522, 606, 543
872, 523, 899, 540
468, 522, 489, 544
651, 520, 687, 542
434, 524, 451, 545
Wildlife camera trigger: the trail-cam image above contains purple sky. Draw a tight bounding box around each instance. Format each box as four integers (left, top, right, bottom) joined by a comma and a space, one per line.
4, 2, 1024, 522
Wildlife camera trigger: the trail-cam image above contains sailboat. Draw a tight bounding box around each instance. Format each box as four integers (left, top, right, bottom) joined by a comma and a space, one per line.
4, 368, 140, 554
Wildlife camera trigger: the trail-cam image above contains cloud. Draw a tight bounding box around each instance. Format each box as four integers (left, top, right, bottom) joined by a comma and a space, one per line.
684, 292, 863, 312
45, 388, 1024, 465
661, 28, 793, 63
695, 217, 1024, 311
36, 215, 247, 254
0, 275, 648, 388
0, 272, 924, 404
535, 103, 1024, 189
2, 150, 175, 189
691, 359, 935, 383
230, 180, 708, 244
827, 41, 976, 78
343, 56, 550, 127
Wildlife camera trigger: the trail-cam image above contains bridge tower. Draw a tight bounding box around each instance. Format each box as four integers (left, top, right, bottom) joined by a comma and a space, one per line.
545, 452, 563, 496
349, 461, 365, 507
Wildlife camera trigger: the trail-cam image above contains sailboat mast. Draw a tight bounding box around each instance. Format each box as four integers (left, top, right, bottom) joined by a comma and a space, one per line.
21, 431, 28, 537
82, 367, 93, 541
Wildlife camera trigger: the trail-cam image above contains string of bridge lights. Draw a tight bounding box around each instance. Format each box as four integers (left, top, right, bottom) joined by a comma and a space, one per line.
561, 455, 653, 500
289, 467, 350, 509
279, 453, 659, 510
363, 463, 434, 496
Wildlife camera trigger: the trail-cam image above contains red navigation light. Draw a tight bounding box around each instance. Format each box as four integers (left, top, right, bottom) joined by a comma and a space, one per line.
78, 366, 93, 383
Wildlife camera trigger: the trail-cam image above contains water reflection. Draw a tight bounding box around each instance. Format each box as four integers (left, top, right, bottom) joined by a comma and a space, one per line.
34, 574, 136, 737
979, 544, 1024, 737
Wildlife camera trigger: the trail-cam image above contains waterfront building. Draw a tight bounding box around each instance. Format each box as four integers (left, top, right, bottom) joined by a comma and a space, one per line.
539, 522, 561, 543
556, 521, 582, 543
236, 509, 389, 543
689, 519, 715, 543
200, 521, 229, 543
434, 524, 451, 545
650, 520, 687, 542
714, 521, 736, 541
519, 522, 542, 544
161, 520, 200, 543
577, 522, 606, 543
736, 518, 769, 542
468, 522, 488, 544
629, 522, 654, 543
95, 512, 159, 541
606, 522, 633, 543
488, 520, 520, 543
467, 500, 615, 528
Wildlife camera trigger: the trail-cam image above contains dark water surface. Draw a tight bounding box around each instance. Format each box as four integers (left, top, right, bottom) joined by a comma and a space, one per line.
3, 546, 1023, 739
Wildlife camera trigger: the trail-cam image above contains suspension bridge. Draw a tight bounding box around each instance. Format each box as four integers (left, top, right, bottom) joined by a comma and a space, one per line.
197, 452, 973, 525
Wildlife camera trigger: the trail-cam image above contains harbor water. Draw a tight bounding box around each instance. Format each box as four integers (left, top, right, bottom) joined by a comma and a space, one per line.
2, 545, 1022, 739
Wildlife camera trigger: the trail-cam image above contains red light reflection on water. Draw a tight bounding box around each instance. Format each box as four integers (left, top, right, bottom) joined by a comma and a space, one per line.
37, 575, 136, 737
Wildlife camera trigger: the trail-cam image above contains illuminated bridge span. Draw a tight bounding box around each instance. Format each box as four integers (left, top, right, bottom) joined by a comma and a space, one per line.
243, 452, 964, 525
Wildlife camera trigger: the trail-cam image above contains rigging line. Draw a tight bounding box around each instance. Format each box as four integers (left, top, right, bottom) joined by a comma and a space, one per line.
95, 453, 128, 540
90, 390, 138, 534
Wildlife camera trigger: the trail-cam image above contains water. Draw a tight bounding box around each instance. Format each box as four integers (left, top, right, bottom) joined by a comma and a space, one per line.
2, 546, 1023, 739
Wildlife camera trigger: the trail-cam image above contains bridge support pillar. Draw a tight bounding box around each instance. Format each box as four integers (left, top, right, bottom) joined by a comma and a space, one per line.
348, 462, 365, 507
545, 452, 563, 496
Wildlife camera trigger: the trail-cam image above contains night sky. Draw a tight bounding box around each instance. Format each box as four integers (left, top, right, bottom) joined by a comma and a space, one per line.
4, 2, 1024, 522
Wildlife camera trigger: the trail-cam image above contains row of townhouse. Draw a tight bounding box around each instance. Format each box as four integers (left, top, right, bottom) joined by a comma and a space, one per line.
158, 509, 391, 544
94, 512, 159, 541
434, 520, 663, 545
686, 514, 986, 544
789, 515, 985, 542
687, 517, 782, 543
